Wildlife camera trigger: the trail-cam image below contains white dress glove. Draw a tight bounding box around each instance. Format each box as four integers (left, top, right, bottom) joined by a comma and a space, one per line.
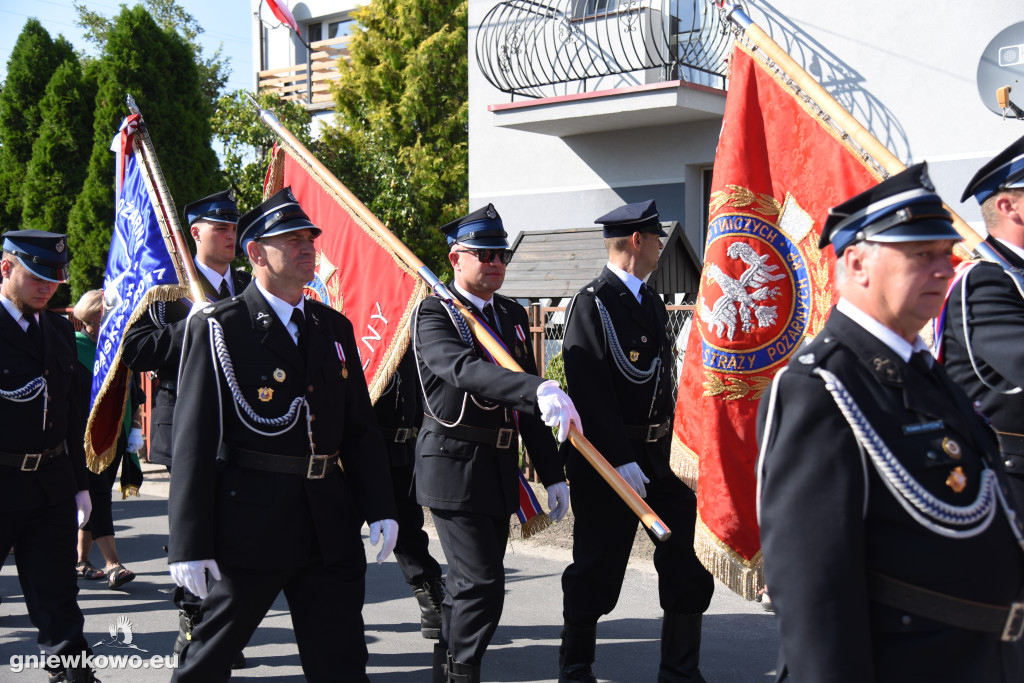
616, 462, 650, 499
546, 482, 570, 523
169, 559, 222, 600
369, 519, 398, 564
536, 380, 583, 443
75, 490, 92, 529
126, 428, 145, 454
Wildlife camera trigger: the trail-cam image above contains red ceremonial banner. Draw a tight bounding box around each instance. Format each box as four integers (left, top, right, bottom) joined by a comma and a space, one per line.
672, 44, 882, 598
266, 147, 428, 400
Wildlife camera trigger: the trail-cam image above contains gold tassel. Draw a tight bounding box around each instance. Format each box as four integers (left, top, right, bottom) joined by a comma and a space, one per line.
517, 512, 552, 540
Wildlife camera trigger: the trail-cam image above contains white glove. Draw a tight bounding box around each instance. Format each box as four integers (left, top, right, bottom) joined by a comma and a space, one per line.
369, 519, 398, 564
75, 490, 92, 529
169, 560, 221, 600
536, 380, 582, 443
546, 482, 570, 523
616, 462, 649, 499
126, 428, 145, 454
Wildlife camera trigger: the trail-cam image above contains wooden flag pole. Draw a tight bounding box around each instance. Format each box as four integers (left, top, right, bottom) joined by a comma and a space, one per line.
247, 94, 671, 541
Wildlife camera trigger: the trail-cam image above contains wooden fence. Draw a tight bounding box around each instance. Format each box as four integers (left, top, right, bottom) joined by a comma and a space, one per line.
258, 36, 352, 107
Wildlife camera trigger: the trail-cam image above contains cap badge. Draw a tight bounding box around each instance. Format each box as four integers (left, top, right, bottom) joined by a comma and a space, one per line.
941, 437, 962, 460
55, 239, 65, 253
486, 207, 497, 219
258, 387, 274, 402
285, 188, 296, 202
273, 368, 286, 382
918, 165, 935, 191
945, 466, 967, 493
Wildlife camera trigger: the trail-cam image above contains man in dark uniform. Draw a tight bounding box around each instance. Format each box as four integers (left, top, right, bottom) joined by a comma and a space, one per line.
940, 134, 1024, 511
0, 230, 97, 682
758, 164, 1024, 682
413, 203, 577, 683
558, 200, 714, 683
120, 189, 251, 663
167, 188, 399, 682
373, 350, 447, 639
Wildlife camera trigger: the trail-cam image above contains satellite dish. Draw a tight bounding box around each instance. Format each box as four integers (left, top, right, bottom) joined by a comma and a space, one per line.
977, 21, 1024, 117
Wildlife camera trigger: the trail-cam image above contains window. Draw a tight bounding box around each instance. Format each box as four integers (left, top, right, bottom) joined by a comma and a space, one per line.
307, 22, 322, 44
305, 15, 354, 45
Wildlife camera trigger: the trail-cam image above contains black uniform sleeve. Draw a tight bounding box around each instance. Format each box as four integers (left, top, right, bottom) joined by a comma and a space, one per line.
64, 325, 89, 492
756, 367, 875, 682
561, 292, 634, 468
959, 266, 1024, 388
121, 303, 188, 373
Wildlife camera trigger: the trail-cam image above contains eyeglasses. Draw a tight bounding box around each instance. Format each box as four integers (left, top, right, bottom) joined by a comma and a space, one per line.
455, 248, 513, 265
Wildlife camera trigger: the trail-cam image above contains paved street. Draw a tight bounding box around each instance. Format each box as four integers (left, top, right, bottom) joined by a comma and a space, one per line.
0, 466, 778, 681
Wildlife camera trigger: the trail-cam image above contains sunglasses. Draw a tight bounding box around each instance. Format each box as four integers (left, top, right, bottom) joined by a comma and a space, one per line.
455, 248, 513, 265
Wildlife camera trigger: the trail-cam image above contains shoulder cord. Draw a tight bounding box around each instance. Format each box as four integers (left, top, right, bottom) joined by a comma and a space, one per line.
0, 377, 47, 430
961, 268, 1022, 395
593, 295, 662, 422
208, 317, 312, 439
414, 299, 471, 428
153, 301, 166, 327
814, 367, 997, 538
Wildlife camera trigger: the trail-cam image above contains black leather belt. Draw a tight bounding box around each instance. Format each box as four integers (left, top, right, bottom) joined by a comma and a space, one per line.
422, 415, 516, 449
0, 444, 65, 472
624, 420, 671, 443
997, 432, 1024, 474
380, 426, 419, 443
230, 447, 340, 480
868, 571, 1024, 642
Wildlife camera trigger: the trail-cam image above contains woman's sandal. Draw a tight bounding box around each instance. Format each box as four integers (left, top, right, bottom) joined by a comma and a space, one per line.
75, 561, 105, 580
107, 563, 136, 590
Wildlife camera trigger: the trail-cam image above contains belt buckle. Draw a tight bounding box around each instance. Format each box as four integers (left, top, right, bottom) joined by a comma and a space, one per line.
1003, 602, 1024, 642
306, 454, 330, 480
645, 424, 661, 443
394, 427, 411, 443
496, 428, 514, 449
21, 453, 42, 472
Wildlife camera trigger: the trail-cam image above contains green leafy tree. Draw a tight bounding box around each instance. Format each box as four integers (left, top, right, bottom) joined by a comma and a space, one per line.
320, 0, 468, 277
66, 5, 220, 299
211, 91, 314, 211
0, 19, 77, 232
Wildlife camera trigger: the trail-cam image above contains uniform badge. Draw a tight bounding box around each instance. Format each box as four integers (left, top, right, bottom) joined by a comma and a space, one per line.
258, 387, 274, 402
640, 335, 648, 343
273, 368, 286, 382
629, 350, 640, 362
256, 311, 272, 330
941, 437, 962, 460
946, 466, 967, 493
871, 356, 900, 383
514, 346, 523, 359
335, 341, 349, 379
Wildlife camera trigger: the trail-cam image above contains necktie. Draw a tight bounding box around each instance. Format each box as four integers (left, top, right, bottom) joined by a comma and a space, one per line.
290, 308, 306, 354
482, 303, 499, 335
217, 279, 230, 300
25, 314, 42, 348
909, 350, 943, 390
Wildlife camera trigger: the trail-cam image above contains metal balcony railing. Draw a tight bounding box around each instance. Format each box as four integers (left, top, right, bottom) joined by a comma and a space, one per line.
476, 0, 734, 98
258, 36, 352, 108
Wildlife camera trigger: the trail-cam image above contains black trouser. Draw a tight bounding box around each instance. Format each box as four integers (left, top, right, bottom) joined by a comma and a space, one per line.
431, 509, 509, 666
0, 496, 90, 658
173, 556, 369, 682
391, 462, 443, 585
561, 467, 714, 625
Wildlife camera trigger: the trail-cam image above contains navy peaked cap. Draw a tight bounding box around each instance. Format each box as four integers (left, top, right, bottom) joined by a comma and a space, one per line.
820, 162, 959, 255
961, 133, 1024, 204
183, 189, 239, 226
2, 229, 69, 283
236, 187, 320, 252
595, 199, 667, 238
440, 203, 509, 249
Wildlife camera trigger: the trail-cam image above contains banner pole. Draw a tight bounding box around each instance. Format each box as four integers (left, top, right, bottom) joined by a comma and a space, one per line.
247, 94, 670, 541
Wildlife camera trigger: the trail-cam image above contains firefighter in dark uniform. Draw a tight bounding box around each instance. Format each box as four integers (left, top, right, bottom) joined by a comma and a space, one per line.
0, 230, 97, 682
121, 189, 250, 665
413, 204, 577, 683
940, 134, 1024, 512
558, 200, 715, 683
167, 188, 399, 683
374, 350, 447, 639
758, 164, 1024, 682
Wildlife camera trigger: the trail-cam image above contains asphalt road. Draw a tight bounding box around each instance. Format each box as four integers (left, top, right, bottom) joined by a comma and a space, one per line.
0, 467, 779, 681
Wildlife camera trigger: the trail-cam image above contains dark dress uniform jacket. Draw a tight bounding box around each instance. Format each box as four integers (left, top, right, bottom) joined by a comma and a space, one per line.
122, 267, 250, 467
561, 266, 674, 479
758, 308, 1024, 683
0, 305, 88, 509
413, 291, 564, 517
167, 285, 396, 568
374, 351, 421, 468
941, 235, 1024, 508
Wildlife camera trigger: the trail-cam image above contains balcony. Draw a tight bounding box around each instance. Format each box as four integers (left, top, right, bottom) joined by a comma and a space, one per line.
258, 36, 352, 110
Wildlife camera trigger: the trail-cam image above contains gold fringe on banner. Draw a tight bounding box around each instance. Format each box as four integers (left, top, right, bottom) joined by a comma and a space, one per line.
517, 511, 552, 540
694, 516, 763, 600
85, 283, 190, 473
120, 484, 141, 499
670, 433, 700, 491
